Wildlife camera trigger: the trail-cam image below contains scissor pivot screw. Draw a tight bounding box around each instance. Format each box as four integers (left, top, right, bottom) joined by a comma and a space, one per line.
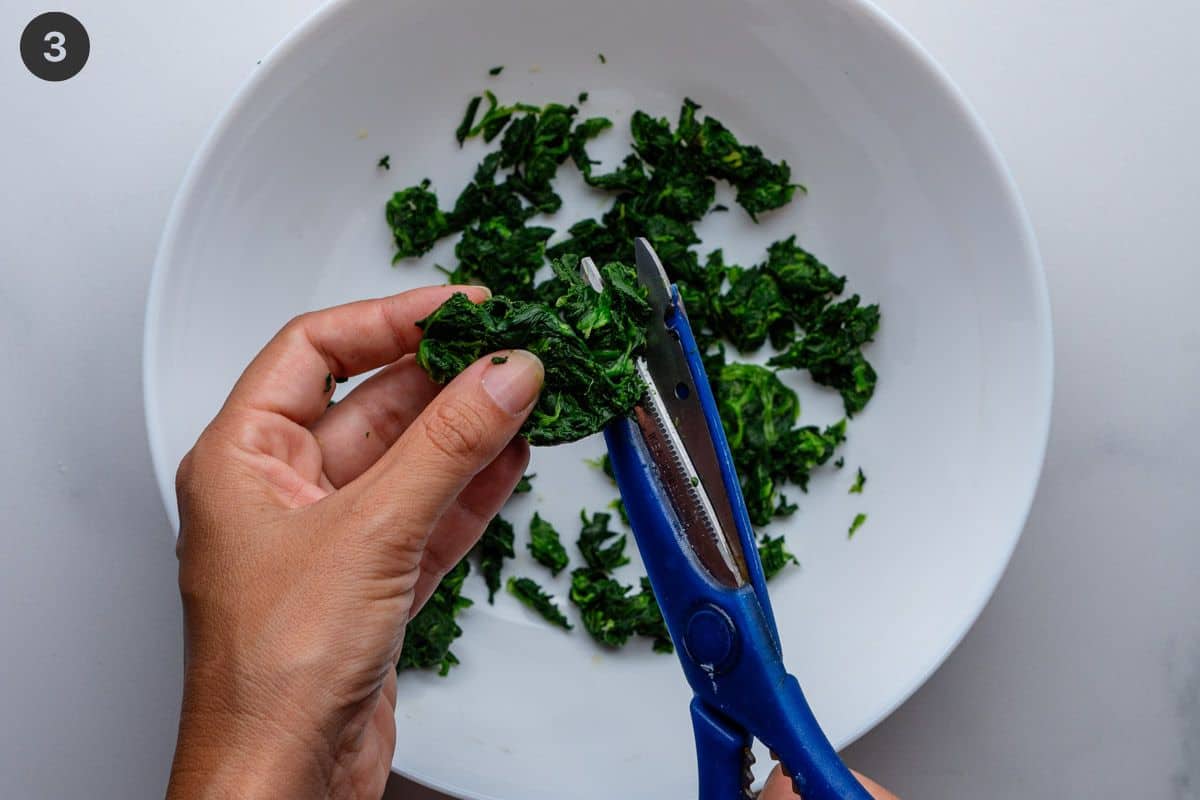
684, 605, 738, 672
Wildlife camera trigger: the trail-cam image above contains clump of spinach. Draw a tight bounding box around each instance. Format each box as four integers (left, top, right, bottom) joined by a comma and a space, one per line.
715, 363, 847, 525
416, 256, 651, 445
569, 511, 672, 653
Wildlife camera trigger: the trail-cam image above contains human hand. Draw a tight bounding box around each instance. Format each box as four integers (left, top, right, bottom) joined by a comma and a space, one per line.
760, 764, 900, 800
165, 286, 544, 800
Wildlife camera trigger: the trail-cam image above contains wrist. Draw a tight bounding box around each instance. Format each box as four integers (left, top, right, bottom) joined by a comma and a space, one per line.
167, 668, 333, 800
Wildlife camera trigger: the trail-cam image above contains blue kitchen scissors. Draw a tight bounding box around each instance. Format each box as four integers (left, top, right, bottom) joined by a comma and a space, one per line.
582, 240, 872, 800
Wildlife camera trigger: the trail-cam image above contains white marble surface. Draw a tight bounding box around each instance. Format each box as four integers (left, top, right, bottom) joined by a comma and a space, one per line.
1, 0, 1196, 798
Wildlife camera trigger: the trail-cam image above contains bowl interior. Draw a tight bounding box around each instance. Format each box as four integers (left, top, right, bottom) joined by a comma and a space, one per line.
146, 0, 1050, 797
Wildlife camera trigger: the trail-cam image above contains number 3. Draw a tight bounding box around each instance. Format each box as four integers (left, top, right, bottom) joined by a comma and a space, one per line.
44, 31, 66, 63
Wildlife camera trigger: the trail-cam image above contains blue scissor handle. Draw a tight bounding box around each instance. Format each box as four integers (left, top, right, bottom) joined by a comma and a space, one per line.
604, 287, 872, 800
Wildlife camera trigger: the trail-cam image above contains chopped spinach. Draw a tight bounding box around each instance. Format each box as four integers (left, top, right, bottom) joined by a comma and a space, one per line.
386, 179, 450, 260
489, 65, 504, 76
849, 467, 866, 494
384, 90, 883, 667
378, 155, 391, 170
768, 296, 880, 415
714, 363, 845, 525
849, 513, 868, 538
528, 512, 569, 575
568, 570, 671, 652
513, 473, 535, 494
577, 510, 629, 571
397, 559, 472, 676
508, 577, 572, 629
415, 256, 651, 445
474, 515, 515, 603
456, 95, 482, 146
567, 512, 673, 653
609, 497, 630, 526
758, 534, 800, 580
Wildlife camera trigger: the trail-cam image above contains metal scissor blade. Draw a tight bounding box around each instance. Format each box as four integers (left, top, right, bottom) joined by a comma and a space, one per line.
629, 240, 750, 587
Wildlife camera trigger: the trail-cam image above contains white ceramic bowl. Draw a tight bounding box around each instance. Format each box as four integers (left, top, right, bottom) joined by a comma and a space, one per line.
145, 0, 1051, 797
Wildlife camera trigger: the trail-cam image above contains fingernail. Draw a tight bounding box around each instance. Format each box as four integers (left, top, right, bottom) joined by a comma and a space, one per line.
482, 350, 543, 415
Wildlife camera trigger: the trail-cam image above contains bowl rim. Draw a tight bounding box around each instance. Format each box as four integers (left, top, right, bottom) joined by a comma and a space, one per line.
143, 0, 1053, 791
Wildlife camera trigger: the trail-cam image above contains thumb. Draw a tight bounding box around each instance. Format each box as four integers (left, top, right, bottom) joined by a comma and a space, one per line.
348, 348, 543, 537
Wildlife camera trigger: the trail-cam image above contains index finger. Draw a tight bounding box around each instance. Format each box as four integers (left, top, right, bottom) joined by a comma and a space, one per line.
223, 285, 491, 426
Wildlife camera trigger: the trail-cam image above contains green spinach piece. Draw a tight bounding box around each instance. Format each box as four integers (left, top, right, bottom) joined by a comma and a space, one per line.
386, 179, 450, 261
528, 512, 569, 575
474, 516, 515, 603
568, 569, 672, 652
456, 95, 483, 146
397, 559, 472, 676
757, 534, 800, 580
714, 363, 846, 524
768, 296, 881, 415
577, 510, 629, 571
507, 577, 572, 630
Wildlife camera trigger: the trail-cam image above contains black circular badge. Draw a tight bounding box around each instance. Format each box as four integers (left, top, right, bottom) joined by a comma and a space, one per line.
21, 12, 89, 82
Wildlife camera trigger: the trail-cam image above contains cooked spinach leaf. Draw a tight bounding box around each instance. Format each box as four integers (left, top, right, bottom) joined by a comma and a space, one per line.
528, 512, 569, 575
397, 559, 472, 676
758, 534, 800, 580
474, 515, 515, 603
577, 510, 629, 572
386, 179, 450, 260
508, 576, 572, 629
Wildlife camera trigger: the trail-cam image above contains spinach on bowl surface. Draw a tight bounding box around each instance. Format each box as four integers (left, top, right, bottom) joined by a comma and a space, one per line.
397, 559, 472, 676
528, 512, 569, 575
508, 577, 572, 630
384, 90, 881, 674
475, 516, 515, 604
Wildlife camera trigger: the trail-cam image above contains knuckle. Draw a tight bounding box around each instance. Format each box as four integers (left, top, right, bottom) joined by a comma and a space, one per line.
279, 313, 319, 355
423, 399, 490, 460
174, 450, 196, 497
174, 436, 217, 506
281, 311, 312, 336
